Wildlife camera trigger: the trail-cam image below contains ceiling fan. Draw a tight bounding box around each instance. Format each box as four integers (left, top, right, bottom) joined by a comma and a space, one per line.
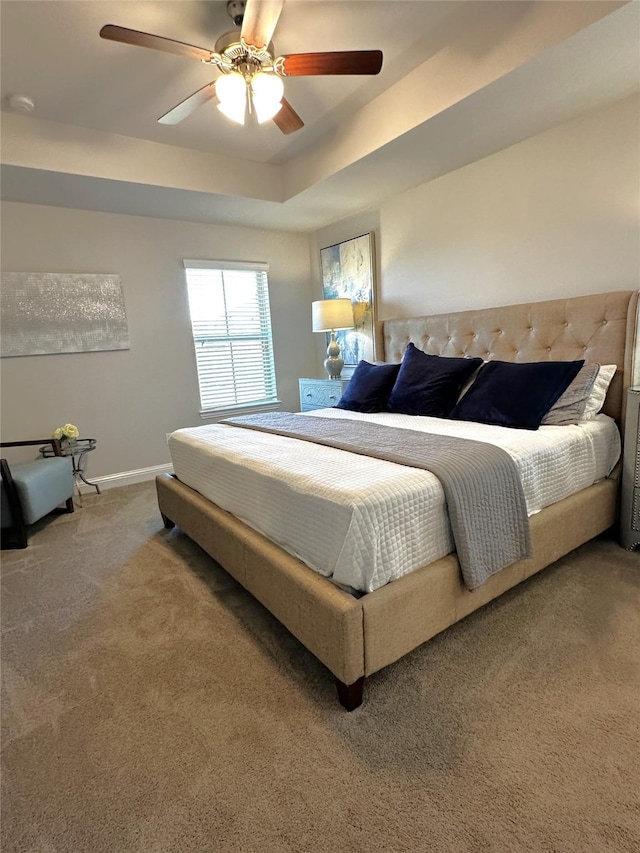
100, 0, 383, 134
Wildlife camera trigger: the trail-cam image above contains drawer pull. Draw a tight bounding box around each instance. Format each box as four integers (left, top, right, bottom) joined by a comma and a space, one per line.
306, 392, 312, 397
329, 394, 336, 400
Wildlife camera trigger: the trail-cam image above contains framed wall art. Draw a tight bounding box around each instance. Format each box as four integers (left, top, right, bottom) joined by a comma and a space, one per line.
0, 272, 130, 358
320, 232, 376, 372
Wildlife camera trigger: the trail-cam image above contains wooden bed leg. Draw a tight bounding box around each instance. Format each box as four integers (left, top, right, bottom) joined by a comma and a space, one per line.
161, 512, 175, 530
335, 676, 365, 711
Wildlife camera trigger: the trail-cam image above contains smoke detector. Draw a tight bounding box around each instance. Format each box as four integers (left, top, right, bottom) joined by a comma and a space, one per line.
8, 94, 35, 113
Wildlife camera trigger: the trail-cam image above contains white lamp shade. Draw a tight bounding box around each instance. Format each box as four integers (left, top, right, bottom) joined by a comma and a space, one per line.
312, 298, 354, 332
217, 99, 246, 124
216, 72, 247, 124
251, 72, 284, 123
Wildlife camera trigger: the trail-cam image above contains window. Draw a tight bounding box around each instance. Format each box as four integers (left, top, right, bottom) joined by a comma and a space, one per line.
183, 259, 279, 417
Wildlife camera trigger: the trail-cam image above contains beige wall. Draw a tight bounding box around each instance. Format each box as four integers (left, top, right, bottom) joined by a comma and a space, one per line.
0, 206, 314, 478
378, 94, 639, 321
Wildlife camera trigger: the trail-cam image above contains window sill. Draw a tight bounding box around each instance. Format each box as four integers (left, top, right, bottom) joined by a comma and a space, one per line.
199, 401, 282, 421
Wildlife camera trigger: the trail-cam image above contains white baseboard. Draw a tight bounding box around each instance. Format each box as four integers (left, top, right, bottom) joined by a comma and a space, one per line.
84, 463, 174, 492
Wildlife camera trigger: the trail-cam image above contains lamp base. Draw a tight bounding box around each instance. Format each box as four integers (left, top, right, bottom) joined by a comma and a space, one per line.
324, 331, 344, 379
324, 355, 344, 380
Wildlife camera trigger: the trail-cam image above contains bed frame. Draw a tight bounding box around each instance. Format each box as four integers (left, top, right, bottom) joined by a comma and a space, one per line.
157, 290, 638, 710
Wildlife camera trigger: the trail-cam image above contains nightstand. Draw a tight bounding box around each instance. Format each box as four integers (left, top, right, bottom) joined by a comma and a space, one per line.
299, 377, 350, 412
620, 386, 640, 550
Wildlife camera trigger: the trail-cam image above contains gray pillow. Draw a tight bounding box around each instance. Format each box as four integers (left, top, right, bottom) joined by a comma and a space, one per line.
541, 363, 600, 425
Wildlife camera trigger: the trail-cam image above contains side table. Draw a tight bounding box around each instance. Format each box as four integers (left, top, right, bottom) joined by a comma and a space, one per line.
299, 378, 350, 412
40, 438, 101, 499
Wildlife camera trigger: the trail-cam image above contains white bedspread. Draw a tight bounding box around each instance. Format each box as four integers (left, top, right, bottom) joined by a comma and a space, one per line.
168, 411, 620, 593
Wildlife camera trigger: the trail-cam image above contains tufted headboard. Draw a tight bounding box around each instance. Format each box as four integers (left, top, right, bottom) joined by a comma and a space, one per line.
382, 291, 639, 425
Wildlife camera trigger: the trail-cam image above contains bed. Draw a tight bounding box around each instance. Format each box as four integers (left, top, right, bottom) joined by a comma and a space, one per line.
157, 290, 639, 709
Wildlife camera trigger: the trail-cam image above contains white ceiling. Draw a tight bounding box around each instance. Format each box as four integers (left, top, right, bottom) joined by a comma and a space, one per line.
1, 0, 639, 232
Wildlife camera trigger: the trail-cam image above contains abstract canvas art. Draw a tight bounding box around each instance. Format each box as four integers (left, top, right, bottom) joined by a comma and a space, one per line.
320, 233, 375, 371
0, 273, 130, 358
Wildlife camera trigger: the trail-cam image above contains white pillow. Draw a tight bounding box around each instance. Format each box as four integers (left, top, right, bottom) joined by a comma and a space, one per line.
581, 364, 617, 420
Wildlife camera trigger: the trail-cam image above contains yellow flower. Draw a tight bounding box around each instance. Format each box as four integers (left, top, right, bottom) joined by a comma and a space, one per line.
52, 423, 80, 442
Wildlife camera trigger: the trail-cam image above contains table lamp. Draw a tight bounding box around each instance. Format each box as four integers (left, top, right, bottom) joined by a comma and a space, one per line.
312, 298, 354, 379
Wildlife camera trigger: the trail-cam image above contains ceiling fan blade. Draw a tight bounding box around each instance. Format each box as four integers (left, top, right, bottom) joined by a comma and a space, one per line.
99, 24, 213, 63
279, 50, 383, 76
158, 82, 217, 125
240, 0, 284, 49
272, 98, 304, 135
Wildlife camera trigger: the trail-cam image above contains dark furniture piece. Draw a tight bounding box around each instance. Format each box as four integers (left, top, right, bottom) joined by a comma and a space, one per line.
1, 439, 75, 549
620, 386, 640, 550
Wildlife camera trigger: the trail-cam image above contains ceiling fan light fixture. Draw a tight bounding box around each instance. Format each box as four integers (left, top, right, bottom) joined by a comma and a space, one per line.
217, 98, 246, 125
253, 96, 283, 124
251, 71, 284, 124
251, 71, 284, 102
216, 71, 247, 124
98, 3, 382, 136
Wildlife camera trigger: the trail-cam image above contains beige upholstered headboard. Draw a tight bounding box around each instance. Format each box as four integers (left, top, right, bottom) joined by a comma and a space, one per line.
382, 291, 639, 425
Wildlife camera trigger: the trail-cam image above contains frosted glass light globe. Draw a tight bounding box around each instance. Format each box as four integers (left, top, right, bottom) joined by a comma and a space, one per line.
216, 72, 247, 124
251, 72, 284, 123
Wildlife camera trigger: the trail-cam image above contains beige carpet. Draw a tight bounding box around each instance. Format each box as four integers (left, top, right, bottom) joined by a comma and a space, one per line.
1, 481, 639, 853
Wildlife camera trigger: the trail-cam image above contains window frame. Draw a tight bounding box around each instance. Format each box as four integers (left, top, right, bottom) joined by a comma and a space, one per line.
183, 259, 280, 419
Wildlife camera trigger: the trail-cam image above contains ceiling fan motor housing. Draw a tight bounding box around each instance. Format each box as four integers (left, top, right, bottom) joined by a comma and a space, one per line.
213, 32, 275, 75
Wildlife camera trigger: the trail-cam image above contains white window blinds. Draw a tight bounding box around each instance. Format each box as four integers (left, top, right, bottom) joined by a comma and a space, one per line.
183, 260, 278, 415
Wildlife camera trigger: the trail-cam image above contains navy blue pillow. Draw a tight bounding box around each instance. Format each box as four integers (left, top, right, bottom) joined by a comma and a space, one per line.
387, 344, 483, 417
450, 359, 585, 430
336, 360, 401, 413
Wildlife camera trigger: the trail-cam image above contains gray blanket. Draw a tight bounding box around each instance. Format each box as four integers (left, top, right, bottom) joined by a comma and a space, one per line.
222, 413, 532, 590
